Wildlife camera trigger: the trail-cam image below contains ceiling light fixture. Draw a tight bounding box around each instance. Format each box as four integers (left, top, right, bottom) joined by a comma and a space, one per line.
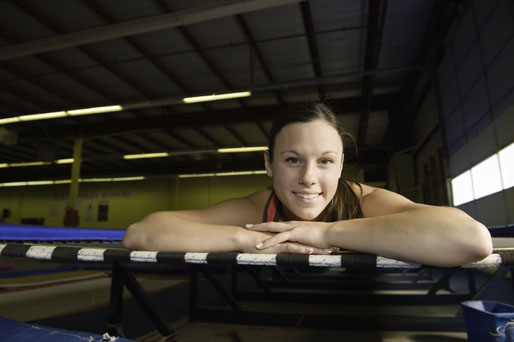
217, 146, 268, 153
18, 111, 67, 121
55, 158, 74, 164
178, 170, 267, 178
0, 176, 146, 187
183, 91, 251, 104
123, 152, 170, 159
67, 105, 123, 116
0, 105, 124, 126
7, 161, 50, 167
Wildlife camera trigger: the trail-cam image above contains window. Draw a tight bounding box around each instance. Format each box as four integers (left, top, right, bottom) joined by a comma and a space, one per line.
499, 141, 514, 189
451, 141, 514, 206
452, 170, 474, 206
471, 154, 502, 200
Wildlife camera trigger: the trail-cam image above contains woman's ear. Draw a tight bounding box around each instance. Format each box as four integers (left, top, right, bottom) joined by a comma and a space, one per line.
264, 151, 272, 177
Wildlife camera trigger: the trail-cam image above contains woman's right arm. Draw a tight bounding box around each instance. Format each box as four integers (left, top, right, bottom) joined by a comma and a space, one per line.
122, 194, 265, 252
122, 189, 329, 254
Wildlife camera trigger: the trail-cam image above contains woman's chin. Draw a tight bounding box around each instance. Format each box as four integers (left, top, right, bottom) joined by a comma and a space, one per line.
291, 211, 321, 221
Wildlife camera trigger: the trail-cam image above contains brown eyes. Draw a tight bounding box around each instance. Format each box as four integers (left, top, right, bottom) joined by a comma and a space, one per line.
284, 157, 334, 165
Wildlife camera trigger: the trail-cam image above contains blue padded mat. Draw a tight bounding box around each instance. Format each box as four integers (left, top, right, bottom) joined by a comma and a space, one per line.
0, 223, 125, 241
0, 316, 135, 341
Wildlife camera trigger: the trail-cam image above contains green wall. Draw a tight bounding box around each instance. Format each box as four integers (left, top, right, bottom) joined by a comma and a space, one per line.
0, 166, 370, 229
0, 175, 272, 229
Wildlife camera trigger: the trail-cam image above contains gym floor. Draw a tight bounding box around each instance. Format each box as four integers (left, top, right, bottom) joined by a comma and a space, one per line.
2, 257, 512, 341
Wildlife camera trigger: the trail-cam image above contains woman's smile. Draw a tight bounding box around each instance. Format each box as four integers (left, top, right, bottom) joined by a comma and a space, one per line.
293, 192, 321, 200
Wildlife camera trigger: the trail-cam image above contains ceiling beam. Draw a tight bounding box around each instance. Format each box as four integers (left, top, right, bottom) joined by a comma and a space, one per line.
357, 0, 387, 146
0, 0, 304, 62
236, 14, 284, 104
300, 2, 325, 100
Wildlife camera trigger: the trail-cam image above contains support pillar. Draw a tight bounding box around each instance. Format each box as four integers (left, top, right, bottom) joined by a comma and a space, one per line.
64, 137, 83, 226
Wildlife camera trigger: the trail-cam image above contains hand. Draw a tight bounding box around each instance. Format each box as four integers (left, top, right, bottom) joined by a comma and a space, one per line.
245, 221, 333, 253
239, 226, 330, 255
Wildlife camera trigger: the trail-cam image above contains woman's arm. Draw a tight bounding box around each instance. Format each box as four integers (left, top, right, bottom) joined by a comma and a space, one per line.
249, 184, 493, 266
122, 189, 329, 254
326, 185, 493, 266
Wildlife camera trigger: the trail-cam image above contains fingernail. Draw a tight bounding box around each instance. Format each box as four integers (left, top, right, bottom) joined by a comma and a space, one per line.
245, 224, 253, 229
255, 242, 263, 249
308, 248, 314, 254
325, 249, 333, 254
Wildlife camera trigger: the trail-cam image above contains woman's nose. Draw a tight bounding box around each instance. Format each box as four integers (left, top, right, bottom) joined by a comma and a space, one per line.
299, 163, 317, 185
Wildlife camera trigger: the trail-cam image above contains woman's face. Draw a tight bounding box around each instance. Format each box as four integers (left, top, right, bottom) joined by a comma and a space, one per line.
265, 119, 344, 221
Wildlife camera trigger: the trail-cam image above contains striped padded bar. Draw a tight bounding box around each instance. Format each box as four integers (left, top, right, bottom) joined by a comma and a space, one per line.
0, 244, 30, 258
499, 251, 514, 267
276, 253, 310, 267
155, 252, 188, 264
341, 253, 377, 269
0, 243, 510, 268
51, 246, 81, 262
206, 252, 240, 265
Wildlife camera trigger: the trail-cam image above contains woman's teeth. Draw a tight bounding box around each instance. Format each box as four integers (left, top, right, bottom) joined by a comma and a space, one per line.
295, 193, 319, 199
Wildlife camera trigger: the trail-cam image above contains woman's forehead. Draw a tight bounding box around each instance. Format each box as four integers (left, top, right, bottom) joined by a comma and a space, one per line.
274, 120, 343, 151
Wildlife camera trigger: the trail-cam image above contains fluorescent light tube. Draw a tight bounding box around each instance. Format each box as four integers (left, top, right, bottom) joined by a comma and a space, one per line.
178, 170, 266, 178
67, 105, 123, 116
112, 176, 145, 181
178, 173, 216, 178
18, 111, 67, 121
55, 158, 74, 164
1, 182, 28, 187
26, 180, 55, 185
123, 152, 169, 159
0, 117, 21, 125
218, 146, 268, 153
9, 161, 50, 167
183, 91, 251, 103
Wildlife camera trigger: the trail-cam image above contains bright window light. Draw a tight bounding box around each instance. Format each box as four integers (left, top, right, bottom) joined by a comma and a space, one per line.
471, 154, 502, 200
499, 142, 514, 189
451, 170, 474, 206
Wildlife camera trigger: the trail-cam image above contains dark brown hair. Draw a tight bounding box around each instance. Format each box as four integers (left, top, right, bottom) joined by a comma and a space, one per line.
268, 102, 363, 221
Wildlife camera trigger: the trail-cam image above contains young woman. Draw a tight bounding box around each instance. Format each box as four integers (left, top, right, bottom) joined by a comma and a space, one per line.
122, 103, 492, 267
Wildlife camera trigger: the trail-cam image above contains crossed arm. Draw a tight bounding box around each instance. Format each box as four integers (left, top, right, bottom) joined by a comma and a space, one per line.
248, 186, 493, 267
123, 185, 493, 267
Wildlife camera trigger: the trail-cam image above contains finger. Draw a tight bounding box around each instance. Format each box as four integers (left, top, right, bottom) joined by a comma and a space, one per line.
271, 243, 331, 255
246, 222, 291, 233
255, 231, 292, 249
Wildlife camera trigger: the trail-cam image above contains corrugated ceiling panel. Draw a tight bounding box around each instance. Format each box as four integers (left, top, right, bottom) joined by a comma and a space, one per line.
185, 17, 246, 49
243, 3, 304, 40
311, 0, 368, 31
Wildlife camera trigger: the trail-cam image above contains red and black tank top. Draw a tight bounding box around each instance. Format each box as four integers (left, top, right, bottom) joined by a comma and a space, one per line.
263, 191, 281, 222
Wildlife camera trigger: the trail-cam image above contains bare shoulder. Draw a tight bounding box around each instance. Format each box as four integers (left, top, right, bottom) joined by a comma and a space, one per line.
173, 187, 272, 226
349, 181, 420, 217
244, 187, 273, 208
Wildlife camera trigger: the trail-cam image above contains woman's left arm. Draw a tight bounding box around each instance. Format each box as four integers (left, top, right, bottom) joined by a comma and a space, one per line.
249, 185, 493, 266
327, 185, 493, 266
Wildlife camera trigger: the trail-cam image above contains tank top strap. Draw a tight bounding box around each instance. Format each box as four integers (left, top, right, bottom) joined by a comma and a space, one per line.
263, 191, 281, 222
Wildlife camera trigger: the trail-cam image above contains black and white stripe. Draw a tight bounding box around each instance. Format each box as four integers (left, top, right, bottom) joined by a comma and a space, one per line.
0, 243, 507, 268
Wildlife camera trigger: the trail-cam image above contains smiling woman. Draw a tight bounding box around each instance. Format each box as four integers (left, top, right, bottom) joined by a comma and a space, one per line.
122, 102, 493, 267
